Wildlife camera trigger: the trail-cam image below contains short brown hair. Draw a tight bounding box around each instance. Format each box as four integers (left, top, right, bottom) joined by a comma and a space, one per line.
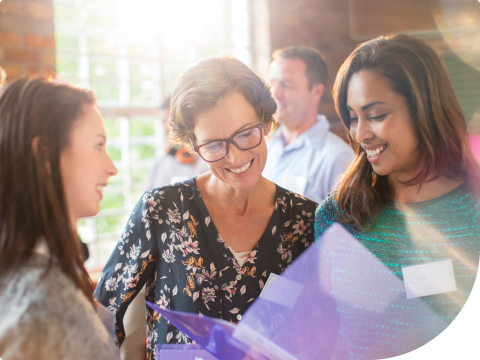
169, 56, 277, 149
332, 34, 480, 229
272, 46, 328, 89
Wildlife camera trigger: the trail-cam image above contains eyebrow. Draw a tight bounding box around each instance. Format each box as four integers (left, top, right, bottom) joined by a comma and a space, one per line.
346, 101, 389, 112
199, 122, 257, 144
97, 134, 106, 140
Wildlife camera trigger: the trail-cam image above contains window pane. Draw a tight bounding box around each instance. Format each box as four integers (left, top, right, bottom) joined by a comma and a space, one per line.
54, 6, 78, 26
130, 117, 155, 136
100, 192, 124, 210
54, 0, 76, 5
97, 215, 124, 235
127, 39, 157, 59
106, 145, 121, 162
90, 58, 120, 80
56, 33, 78, 52
103, 117, 121, 137
130, 82, 154, 103
88, 36, 121, 56
90, 82, 119, 101
84, 10, 117, 28
83, 0, 115, 6
56, 56, 78, 78
131, 168, 149, 185
130, 62, 156, 81
130, 144, 155, 162
108, 170, 124, 187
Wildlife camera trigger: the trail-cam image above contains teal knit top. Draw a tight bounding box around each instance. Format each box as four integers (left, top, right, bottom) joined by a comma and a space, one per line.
314, 183, 480, 324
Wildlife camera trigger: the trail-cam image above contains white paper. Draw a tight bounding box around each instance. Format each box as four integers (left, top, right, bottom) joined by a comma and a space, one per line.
402, 259, 457, 299
259, 273, 303, 308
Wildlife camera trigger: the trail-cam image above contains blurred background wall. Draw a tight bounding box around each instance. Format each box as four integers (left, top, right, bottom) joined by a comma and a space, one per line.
1, 0, 479, 273
268, 0, 480, 135
0, 0, 55, 78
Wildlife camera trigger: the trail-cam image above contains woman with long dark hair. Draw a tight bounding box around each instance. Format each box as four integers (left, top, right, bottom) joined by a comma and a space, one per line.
314, 33, 480, 354
0, 77, 119, 359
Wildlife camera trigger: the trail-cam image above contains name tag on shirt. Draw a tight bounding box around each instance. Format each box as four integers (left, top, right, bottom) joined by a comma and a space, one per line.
259, 273, 304, 308
402, 259, 457, 299
282, 176, 307, 196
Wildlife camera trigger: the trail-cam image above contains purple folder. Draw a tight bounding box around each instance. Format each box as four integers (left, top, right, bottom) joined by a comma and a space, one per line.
147, 224, 449, 359
155, 344, 218, 360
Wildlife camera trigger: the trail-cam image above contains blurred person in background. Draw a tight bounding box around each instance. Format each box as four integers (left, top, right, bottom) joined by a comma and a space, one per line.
95, 56, 318, 359
0, 67, 5, 88
315, 34, 480, 356
0, 77, 119, 360
263, 46, 354, 204
145, 95, 209, 190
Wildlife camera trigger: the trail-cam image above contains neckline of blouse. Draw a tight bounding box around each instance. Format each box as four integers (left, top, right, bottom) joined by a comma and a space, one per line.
188, 176, 282, 259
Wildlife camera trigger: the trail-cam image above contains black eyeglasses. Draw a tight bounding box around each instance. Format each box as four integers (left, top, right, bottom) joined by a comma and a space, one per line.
191, 123, 264, 163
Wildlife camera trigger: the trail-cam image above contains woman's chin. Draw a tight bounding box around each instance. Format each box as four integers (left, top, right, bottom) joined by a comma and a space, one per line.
215, 170, 261, 191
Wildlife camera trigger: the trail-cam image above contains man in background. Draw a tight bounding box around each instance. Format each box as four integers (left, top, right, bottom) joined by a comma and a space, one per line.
263, 46, 353, 204
145, 95, 208, 190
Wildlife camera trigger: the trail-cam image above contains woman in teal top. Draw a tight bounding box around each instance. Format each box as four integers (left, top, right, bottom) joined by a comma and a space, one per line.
314, 34, 480, 351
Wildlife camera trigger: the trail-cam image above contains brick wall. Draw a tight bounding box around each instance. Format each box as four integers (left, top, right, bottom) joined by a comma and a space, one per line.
0, 0, 55, 81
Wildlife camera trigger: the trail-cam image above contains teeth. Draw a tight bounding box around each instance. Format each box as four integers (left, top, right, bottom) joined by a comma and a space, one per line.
365, 146, 386, 158
229, 160, 252, 174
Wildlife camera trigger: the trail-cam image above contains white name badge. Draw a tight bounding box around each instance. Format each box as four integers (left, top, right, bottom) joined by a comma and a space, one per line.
282, 176, 307, 196
402, 259, 457, 299
259, 273, 304, 308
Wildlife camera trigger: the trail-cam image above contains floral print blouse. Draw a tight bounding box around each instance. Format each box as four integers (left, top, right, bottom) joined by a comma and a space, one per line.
94, 178, 318, 359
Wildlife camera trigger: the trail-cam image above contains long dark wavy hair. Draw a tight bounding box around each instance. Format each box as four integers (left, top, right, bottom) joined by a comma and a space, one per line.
0, 77, 96, 303
333, 34, 480, 229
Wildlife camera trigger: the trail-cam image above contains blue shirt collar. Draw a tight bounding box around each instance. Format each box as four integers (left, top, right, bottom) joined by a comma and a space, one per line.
272, 114, 331, 151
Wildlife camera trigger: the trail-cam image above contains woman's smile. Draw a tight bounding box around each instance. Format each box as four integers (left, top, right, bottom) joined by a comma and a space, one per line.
227, 159, 254, 174
361, 143, 387, 162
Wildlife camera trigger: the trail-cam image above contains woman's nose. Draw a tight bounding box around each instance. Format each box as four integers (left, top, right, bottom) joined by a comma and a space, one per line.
106, 154, 118, 177
224, 142, 245, 165
350, 118, 373, 143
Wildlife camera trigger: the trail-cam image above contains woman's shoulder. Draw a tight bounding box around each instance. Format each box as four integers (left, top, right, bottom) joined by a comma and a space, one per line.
2, 255, 87, 310
137, 178, 199, 215
0, 256, 119, 360
275, 185, 319, 211
146, 177, 198, 200
316, 193, 338, 215
314, 194, 340, 235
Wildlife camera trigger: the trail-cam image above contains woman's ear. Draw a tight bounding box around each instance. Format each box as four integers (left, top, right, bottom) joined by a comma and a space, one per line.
264, 120, 273, 136
31, 136, 52, 174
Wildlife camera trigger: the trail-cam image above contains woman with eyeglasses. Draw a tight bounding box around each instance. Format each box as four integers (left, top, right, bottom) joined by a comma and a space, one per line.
95, 56, 318, 357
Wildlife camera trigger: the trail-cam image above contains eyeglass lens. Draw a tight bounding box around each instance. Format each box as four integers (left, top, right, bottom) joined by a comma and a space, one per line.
198, 126, 262, 161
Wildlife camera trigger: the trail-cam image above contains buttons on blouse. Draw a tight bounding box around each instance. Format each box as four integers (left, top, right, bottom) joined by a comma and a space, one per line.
236, 314, 242, 321
236, 274, 242, 281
